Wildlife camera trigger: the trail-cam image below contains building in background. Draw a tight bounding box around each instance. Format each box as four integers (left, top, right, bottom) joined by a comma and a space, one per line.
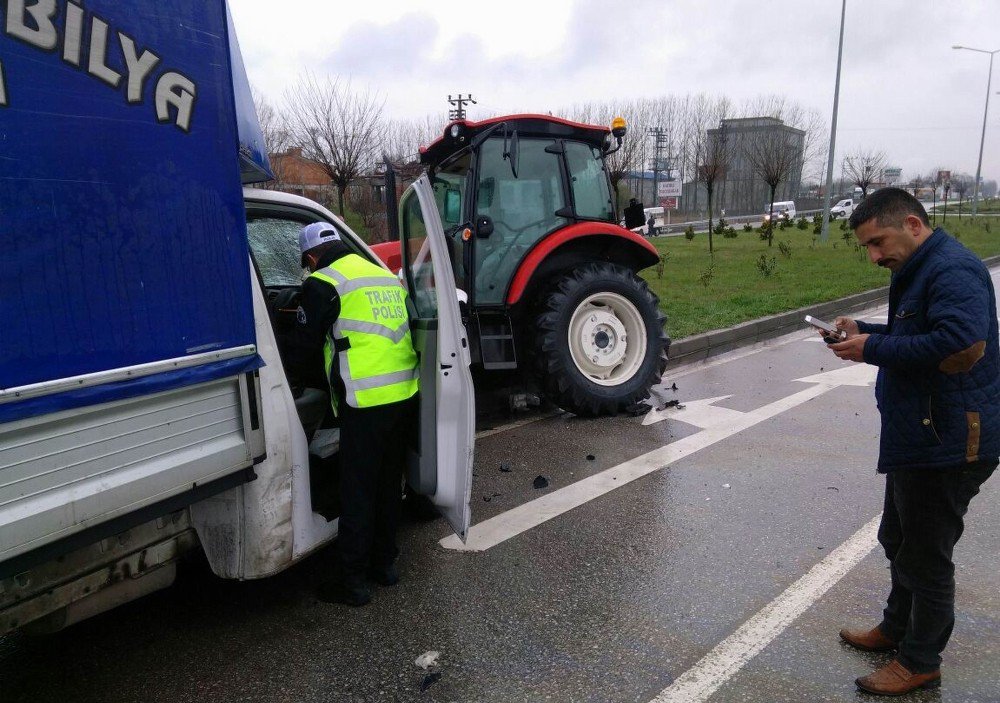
707, 117, 805, 217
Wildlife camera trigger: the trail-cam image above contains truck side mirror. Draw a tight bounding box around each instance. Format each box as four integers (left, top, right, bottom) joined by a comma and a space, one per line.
503, 129, 519, 179
475, 215, 494, 239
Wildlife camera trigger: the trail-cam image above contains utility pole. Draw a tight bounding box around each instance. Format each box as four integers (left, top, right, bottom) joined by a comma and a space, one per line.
447, 94, 476, 121
648, 127, 670, 208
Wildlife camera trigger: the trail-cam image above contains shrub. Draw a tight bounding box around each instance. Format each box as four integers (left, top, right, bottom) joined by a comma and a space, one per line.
743, 222, 753, 232
656, 253, 669, 279
713, 217, 728, 235
723, 226, 738, 239
779, 218, 791, 230
698, 265, 715, 287
778, 240, 792, 258
755, 254, 778, 277
684, 225, 696, 240
796, 216, 809, 230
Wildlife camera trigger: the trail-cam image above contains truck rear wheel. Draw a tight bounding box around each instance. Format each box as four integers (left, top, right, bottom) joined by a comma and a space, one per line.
532, 263, 669, 416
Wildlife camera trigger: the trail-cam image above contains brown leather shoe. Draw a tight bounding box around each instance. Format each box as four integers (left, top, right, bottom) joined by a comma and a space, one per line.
856, 659, 941, 696
839, 625, 897, 652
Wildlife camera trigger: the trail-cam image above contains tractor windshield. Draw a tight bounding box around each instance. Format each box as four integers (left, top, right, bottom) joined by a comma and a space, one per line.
473, 136, 569, 305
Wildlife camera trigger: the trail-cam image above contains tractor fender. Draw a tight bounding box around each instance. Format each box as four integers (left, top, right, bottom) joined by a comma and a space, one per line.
370, 240, 402, 273
506, 223, 659, 306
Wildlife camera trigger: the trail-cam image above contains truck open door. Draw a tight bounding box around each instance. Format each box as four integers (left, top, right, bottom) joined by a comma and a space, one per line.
398, 175, 476, 541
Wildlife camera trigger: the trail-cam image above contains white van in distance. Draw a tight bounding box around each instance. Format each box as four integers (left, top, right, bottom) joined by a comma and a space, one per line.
762, 201, 796, 223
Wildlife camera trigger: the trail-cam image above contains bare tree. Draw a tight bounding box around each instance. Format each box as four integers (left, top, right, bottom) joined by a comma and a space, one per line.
252, 88, 290, 186
951, 173, 976, 218
696, 113, 733, 253
909, 174, 925, 198
284, 73, 385, 216
743, 128, 802, 246
842, 149, 887, 198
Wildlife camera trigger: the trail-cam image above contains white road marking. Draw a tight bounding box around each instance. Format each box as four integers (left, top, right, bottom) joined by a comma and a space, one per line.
649, 514, 881, 703
442, 367, 875, 552
642, 395, 744, 428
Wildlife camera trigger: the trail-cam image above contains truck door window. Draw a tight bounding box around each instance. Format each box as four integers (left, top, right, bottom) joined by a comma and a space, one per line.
564, 141, 614, 221
246, 217, 309, 287
474, 137, 567, 305
400, 190, 438, 318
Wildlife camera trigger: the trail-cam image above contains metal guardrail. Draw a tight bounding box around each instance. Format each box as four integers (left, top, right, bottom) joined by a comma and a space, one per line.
650, 209, 825, 236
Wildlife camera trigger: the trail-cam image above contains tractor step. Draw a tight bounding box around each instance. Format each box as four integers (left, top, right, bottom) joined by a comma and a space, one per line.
475, 312, 518, 370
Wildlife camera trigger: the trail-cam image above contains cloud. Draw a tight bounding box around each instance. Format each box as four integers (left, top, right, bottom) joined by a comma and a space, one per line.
323, 13, 440, 79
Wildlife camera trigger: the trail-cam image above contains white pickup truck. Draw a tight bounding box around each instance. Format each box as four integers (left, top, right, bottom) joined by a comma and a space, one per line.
0, 0, 473, 634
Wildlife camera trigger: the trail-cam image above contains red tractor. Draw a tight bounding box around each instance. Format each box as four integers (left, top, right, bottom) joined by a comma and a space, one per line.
373, 114, 669, 416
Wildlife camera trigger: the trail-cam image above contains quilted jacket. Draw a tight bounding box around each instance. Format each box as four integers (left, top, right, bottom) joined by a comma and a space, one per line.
857, 228, 1000, 472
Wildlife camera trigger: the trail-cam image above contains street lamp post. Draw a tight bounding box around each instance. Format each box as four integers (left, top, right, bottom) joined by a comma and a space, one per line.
820, 0, 848, 242
953, 45, 999, 217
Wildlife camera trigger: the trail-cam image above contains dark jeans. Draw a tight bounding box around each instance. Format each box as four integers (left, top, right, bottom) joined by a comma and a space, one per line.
877, 459, 996, 672
334, 396, 417, 585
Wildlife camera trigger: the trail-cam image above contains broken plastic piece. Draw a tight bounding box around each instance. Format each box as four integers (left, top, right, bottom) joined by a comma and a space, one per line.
414, 651, 440, 670
533, 475, 549, 489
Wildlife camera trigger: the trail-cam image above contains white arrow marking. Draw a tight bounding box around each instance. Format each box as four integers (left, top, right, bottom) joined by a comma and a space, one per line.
442, 364, 874, 552
642, 395, 745, 429
796, 363, 877, 387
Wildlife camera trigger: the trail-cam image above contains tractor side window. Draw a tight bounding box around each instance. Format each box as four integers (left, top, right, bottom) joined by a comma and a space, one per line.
564, 142, 614, 222
474, 137, 567, 305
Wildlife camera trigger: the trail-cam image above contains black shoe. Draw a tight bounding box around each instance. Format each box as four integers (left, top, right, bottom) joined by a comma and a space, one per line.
317, 579, 372, 606
369, 563, 399, 587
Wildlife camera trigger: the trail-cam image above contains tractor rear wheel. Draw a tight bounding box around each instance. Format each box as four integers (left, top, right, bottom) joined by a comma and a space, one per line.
532, 263, 669, 416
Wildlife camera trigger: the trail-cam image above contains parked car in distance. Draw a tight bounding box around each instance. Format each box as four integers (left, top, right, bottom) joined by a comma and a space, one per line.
830, 198, 855, 219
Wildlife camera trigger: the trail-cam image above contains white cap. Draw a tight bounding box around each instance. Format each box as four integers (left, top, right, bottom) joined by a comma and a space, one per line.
299, 222, 342, 265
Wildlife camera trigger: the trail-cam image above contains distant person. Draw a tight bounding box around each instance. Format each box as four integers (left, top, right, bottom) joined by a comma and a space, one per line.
647, 215, 656, 236
824, 188, 998, 695
289, 222, 420, 607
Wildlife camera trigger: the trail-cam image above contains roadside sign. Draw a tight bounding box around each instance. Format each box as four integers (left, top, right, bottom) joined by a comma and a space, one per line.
657, 180, 682, 198
660, 197, 679, 210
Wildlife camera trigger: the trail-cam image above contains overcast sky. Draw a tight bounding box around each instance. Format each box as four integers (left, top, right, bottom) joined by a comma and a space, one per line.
231, 0, 1000, 184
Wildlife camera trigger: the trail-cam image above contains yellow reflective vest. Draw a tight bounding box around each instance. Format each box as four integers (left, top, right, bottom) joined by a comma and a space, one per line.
309, 254, 419, 411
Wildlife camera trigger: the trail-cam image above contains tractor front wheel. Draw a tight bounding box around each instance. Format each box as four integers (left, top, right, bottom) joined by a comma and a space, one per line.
532, 263, 669, 416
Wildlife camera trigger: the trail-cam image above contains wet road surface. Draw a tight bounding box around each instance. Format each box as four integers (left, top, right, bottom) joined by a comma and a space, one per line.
2, 276, 999, 703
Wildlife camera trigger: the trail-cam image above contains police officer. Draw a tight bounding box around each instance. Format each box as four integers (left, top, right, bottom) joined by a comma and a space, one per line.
289, 222, 419, 607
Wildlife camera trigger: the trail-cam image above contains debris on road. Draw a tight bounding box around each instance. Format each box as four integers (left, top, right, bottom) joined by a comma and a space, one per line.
671, 382, 678, 391
420, 672, 443, 692
499, 462, 512, 473
722, 483, 731, 489
586, 454, 596, 461
826, 486, 840, 492
483, 496, 492, 502
533, 475, 549, 489
414, 651, 440, 670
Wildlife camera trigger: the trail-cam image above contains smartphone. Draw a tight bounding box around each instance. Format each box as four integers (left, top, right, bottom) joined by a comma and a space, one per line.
805, 315, 846, 343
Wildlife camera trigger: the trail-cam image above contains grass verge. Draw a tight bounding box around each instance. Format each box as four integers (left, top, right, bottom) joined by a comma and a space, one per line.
641, 218, 1000, 339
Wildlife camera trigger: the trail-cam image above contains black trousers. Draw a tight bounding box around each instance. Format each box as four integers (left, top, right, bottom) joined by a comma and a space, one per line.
877, 459, 996, 672
334, 395, 417, 584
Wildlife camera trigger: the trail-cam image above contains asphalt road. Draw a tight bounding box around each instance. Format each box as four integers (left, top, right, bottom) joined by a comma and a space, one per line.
2, 276, 999, 703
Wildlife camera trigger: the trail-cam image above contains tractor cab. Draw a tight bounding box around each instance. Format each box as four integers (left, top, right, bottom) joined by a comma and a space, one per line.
386, 114, 669, 416
421, 115, 620, 308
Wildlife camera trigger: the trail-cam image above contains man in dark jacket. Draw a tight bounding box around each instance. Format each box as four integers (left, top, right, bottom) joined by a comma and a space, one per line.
827, 188, 998, 696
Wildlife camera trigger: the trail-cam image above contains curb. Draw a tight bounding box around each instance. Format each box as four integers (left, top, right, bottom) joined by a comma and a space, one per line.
666, 254, 1000, 370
